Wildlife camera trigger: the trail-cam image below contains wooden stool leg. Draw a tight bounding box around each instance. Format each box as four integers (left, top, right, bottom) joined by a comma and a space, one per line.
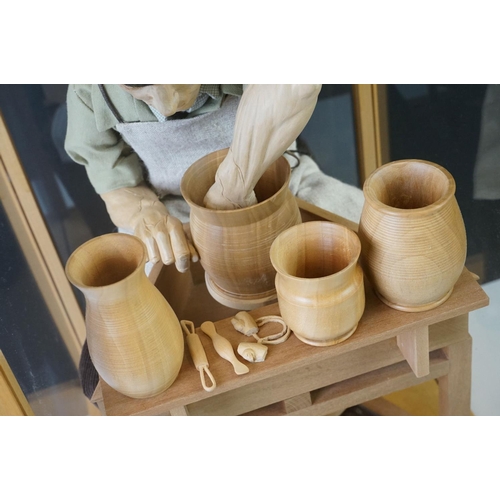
397, 325, 430, 377
283, 393, 312, 414
438, 334, 472, 416
170, 405, 190, 416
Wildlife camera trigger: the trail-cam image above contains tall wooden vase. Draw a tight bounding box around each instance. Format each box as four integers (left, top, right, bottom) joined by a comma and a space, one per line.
181, 148, 302, 310
270, 221, 365, 346
358, 159, 467, 312
65, 233, 184, 399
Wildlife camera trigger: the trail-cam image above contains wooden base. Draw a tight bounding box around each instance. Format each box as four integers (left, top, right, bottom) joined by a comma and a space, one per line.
294, 324, 358, 347
96, 199, 489, 417
204, 273, 277, 311
376, 287, 454, 312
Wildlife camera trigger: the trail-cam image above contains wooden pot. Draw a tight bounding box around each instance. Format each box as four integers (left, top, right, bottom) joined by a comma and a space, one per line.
358, 159, 467, 312
270, 221, 365, 346
181, 148, 302, 310
65, 234, 184, 399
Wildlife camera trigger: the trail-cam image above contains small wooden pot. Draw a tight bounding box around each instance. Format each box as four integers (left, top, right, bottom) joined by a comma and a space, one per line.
65, 234, 184, 399
358, 159, 467, 312
270, 221, 365, 346
181, 148, 301, 310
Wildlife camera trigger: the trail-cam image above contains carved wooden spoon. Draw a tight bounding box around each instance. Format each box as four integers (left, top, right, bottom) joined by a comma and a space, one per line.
200, 321, 249, 375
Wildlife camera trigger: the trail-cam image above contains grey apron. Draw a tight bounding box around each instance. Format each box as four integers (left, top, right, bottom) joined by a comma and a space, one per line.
115, 95, 240, 222
108, 90, 364, 225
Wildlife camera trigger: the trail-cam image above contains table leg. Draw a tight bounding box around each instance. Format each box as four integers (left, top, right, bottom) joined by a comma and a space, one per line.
397, 325, 430, 377
170, 405, 190, 416
283, 393, 312, 414
438, 324, 472, 416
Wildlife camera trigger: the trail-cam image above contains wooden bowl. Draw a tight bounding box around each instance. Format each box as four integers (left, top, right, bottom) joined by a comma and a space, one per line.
270, 221, 365, 346
358, 159, 467, 312
66, 233, 184, 398
181, 148, 301, 310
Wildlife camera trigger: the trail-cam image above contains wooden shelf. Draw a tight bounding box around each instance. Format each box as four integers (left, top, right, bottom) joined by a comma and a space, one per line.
97, 200, 489, 416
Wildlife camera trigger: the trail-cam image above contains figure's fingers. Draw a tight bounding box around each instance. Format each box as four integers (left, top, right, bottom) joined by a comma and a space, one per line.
188, 241, 199, 263
182, 223, 199, 262
167, 217, 191, 273
155, 231, 175, 266
136, 224, 160, 264
150, 218, 174, 266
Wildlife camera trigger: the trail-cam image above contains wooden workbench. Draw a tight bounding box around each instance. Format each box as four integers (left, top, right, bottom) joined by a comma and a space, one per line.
96, 200, 490, 416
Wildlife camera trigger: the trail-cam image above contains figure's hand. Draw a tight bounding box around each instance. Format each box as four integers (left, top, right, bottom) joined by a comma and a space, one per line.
101, 185, 198, 272
203, 85, 321, 210
203, 149, 258, 210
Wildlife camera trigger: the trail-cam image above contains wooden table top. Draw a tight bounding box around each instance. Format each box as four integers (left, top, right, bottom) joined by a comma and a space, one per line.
100, 267, 489, 416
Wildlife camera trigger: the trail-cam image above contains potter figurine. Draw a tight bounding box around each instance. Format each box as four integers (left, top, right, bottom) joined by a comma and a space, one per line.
65, 84, 365, 273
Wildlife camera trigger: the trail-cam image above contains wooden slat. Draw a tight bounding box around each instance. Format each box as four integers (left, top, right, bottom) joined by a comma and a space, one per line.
0, 113, 85, 353
397, 325, 430, 378
247, 352, 448, 417
0, 351, 34, 416
283, 393, 312, 414
170, 406, 189, 416
0, 157, 81, 365
297, 197, 359, 232
101, 267, 486, 416
438, 334, 473, 416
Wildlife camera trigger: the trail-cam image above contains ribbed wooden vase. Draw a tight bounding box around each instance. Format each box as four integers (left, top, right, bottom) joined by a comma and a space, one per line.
65, 234, 184, 399
270, 221, 365, 346
358, 159, 467, 312
181, 148, 302, 310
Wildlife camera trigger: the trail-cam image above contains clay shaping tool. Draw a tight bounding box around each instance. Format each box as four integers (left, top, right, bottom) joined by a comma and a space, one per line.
200, 321, 249, 375
181, 320, 216, 392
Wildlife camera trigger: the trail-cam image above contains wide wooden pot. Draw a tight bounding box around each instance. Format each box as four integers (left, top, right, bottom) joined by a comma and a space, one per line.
181, 148, 302, 310
270, 221, 365, 346
65, 234, 184, 399
358, 159, 467, 312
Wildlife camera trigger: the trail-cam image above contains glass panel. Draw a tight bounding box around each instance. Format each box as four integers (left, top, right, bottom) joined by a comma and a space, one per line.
385, 84, 500, 415
299, 84, 360, 187
0, 84, 115, 311
0, 201, 89, 415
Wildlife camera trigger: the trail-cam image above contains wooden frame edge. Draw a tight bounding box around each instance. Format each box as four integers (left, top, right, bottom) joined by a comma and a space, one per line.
352, 84, 390, 185
0, 112, 85, 361
0, 351, 35, 416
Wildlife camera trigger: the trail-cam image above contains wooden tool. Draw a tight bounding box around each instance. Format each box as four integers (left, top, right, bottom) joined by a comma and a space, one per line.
200, 321, 249, 375
231, 311, 259, 336
181, 320, 216, 392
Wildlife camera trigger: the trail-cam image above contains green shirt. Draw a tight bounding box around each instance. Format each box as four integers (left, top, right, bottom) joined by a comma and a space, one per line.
64, 84, 243, 194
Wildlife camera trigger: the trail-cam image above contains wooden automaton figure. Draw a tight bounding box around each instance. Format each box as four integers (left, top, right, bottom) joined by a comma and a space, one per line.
65, 84, 365, 398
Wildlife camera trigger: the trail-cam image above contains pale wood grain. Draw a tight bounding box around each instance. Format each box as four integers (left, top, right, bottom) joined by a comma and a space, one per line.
170, 406, 190, 416
244, 353, 448, 416
100, 310, 477, 416
283, 393, 312, 414
0, 114, 86, 352
270, 221, 365, 346
0, 351, 34, 416
181, 149, 301, 310
359, 160, 467, 311
66, 233, 184, 399
397, 325, 430, 378
0, 158, 81, 366
99, 205, 488, 416
352, 84, 386, 185
438, 334, 473, 416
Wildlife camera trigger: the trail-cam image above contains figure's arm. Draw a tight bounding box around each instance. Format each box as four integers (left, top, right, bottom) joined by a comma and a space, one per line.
65, 85, 195, 272
204, 84, 321, 209
65, 84, 144, 195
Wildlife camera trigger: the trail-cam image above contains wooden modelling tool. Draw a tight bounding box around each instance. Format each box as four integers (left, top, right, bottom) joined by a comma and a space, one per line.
200, 321, 249, 375
180, 320, 216, 392
237, 342, 268, 363
231, 311, 259, 336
